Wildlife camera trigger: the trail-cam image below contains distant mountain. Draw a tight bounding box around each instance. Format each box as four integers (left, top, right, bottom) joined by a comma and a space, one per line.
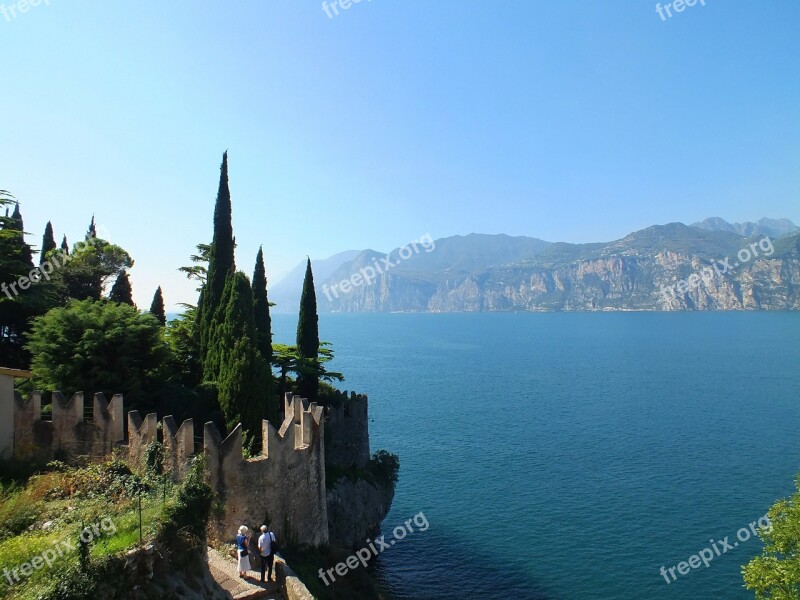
317, 234, 552, 309
691, 217, 799, 239
303, 220, 800, 312
269, 250, 361, 313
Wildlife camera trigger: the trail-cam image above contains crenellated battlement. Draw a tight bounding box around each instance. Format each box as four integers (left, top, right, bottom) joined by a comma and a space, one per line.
9, 389, 345, 548
13, 391, 124, 459
202, 393, 328, 547
325, 391, 370, 470
121, 393, 328, 547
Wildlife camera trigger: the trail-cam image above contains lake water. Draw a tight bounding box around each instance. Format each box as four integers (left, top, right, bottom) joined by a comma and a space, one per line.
272, 312, 800, 600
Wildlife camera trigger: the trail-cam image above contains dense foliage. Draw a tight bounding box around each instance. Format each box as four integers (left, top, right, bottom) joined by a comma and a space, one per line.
157, 456, 213, 565
26, 299, 168, 409
743, 476, 800, 599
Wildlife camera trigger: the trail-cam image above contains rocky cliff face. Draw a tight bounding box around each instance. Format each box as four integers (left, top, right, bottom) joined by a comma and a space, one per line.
324, 393, 396, 549
326, 477, 395, 549
318, 228, 800, 312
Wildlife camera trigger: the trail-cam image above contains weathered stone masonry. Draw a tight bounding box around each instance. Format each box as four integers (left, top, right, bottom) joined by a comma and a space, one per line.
10, 388, 381, 550
13, 391, 124, 459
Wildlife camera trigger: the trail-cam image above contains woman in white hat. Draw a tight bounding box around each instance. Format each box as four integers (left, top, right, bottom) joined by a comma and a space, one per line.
236, 525, 251, 577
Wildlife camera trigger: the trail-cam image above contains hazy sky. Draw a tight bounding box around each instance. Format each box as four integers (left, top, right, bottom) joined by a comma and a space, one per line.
2, 1, 798, 309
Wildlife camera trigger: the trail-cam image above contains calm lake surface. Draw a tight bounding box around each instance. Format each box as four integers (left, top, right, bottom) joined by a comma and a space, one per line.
272, 312, 800, 600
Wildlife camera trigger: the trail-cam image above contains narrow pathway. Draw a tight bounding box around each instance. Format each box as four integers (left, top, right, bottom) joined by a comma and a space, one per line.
207, 547, 282, 599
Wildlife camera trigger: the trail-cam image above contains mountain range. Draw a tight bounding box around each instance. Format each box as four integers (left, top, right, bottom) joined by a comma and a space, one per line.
269, 217, 800, 313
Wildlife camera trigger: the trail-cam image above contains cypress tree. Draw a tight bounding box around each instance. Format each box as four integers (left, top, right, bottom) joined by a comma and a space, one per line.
252, 246, 273, 364
10, 203, 34, 268
211, 272, 277, 444
60, 235, 69, 254
296, 258, 319, 403
199, 152, 235, 374
109, 270, 135, 306
149, 286, 166, 326
40, 222, 56, 264
0, 196, 33, 367
87, 215, 97, 239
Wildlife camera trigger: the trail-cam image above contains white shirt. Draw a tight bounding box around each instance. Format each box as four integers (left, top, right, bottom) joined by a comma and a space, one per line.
258, 532, 276, 556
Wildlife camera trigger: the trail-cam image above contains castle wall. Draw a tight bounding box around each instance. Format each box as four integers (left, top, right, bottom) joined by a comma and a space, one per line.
13, 389, 361, 551
163, 416, 194, 481
325, 391, 370, 469
204, 394, 329, 548
13, 391, 124, 459
0, 373, 15, 458
127, 411, 158, 469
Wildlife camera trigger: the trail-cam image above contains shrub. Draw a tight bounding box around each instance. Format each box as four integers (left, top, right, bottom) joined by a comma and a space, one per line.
369, 450, 400, 485
144, 442, 165, 478
158, 456, 213, 565
26, 299, 170, 408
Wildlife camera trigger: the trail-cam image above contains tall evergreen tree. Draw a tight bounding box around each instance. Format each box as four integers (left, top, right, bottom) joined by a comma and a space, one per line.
10, 203, 34, 268
199, 152, 235, 374
87, 215, 97, 239
60, 235, 69, 254
40, 222, 56, 264
149, 286, 166, 326
252, 246, 272, 365
109, 270, 134, 305
296, 258, 320, 402
209, 272, 276, 444
0, 194, 33, 367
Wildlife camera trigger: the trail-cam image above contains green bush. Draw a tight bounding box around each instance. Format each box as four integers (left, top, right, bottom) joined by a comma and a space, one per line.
39, 556, 116, 600
144, 442, 165, 477
0, 489, 40, 539
26, 299, 170, 408
369, 450, 400, 485
158, 456, 213, 565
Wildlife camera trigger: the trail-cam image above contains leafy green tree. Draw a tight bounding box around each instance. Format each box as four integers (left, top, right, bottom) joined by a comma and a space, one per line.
150, 286, 166, 326
199, 152, 235, 371
179, 243, 211, 291
252, 246, 273, 365
273, 342, 342, 403
108, 270, 134, 305
296, 258, 319, 402
273, 343, 298, 401
165, 304, 202, 387
40, 221, 56, 264
51, 237, 133, 302
743, 477, 800, 599
26, 299, 170, 408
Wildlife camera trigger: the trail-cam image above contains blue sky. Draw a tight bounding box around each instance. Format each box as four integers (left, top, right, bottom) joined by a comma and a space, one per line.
1, 0, 798, 309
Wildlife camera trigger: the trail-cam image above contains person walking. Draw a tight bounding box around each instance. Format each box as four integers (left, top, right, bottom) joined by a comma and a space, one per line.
258, 524, 278, 583
236, 525, 251, 578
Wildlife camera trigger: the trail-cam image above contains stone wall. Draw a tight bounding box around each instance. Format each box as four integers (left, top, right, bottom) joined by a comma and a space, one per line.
325, 391, 370, 469
13, 387, 385, 552
0, 373, 15, 458
203, 393, 329, 548
13, 391, 124, 459
125, 393, 329, 549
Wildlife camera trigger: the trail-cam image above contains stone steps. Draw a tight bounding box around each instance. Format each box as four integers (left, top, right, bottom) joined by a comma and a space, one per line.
207, 547, 282, 599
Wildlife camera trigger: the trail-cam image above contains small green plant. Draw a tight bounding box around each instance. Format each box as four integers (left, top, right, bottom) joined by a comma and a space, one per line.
158, 455, 213, 566
369, 450, 400, 485
144, 441, 165, 477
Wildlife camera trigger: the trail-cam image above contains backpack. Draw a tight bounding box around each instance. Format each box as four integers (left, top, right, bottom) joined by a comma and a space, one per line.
269, 530, 279, 554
